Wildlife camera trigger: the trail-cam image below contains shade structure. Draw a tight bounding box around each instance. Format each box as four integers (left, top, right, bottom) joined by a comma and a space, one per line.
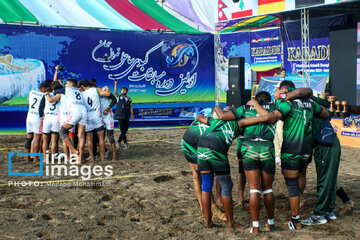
41, 0, 107, 28
105, 0, 170, 30
190, 0, 215, 32
93, 0, 141, 30
18, 0, 70, 26
165, 0, 212, 32
130, 0, 202, 34
76, 0, 139, 31
0, 0, 38, 23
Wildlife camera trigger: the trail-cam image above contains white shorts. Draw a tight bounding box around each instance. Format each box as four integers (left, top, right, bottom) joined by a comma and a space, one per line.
66, 106, 87, 127
86, 115, 104, 132
43, 115, 60, 134
103, 110, 114, 130
26, 114, 42, 134
59, 113, 75, 133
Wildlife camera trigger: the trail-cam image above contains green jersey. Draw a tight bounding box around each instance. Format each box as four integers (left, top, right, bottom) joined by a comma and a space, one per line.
232, 102, 276, 141
197, 118, 242, 154
182, 120, 209, 147
277, 98, 323, 154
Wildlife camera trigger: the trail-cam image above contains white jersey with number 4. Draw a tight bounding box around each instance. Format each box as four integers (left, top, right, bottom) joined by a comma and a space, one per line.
82, 88, 103, 132
26, 90, 44, 134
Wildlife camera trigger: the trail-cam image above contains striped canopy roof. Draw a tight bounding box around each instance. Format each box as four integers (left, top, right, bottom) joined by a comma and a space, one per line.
0, 0, 217, 33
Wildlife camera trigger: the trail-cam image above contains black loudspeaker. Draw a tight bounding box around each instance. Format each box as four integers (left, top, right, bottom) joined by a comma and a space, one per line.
228, 57, 245, 90
226, 90, 252, 109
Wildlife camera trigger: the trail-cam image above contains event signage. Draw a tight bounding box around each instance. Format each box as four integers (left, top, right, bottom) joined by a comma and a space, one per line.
0, 24, 215, 105
257, 76, 327, 98
250, 28, 281, 72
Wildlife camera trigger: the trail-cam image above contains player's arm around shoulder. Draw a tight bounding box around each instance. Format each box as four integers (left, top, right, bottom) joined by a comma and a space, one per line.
196, 114, 210, 125
46, 92, 61, 103
97, 86, 111, 97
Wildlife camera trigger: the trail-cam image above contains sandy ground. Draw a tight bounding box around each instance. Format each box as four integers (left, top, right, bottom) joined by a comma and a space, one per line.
0, 128, 359, 240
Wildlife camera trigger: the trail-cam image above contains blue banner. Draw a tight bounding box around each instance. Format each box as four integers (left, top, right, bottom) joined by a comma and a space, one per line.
283, 15, 346, 76
217, 32, 251, 102
0, 25, 215, 105
257, 76, 327, 99
250, 28, 281, 72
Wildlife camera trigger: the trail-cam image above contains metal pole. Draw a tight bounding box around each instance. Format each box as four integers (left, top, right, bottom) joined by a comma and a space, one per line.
301, 8, 310, 87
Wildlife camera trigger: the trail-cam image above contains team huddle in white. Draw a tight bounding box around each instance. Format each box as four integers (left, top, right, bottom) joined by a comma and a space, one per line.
25, 67, 117, 163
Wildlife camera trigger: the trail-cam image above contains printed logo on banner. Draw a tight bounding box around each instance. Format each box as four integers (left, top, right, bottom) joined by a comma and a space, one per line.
92, 38, 198, 97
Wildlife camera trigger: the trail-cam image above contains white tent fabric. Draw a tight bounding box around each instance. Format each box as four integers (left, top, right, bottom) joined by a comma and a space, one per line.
41, 0, 107, 28
190, 0, 216, 31
18, 0, 71, 26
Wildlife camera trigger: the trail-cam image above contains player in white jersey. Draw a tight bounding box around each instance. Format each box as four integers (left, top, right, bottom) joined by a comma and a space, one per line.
25, 80, 52, 162
100, 87, 117, 161
77, 79, 110, 162
46, 79, 87, 164
39, 81, 63, 161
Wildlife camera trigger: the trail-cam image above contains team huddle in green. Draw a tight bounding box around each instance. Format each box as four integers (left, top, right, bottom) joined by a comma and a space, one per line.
181, 80, 354, 234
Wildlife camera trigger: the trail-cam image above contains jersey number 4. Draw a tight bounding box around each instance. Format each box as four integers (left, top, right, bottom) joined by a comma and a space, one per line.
87, 97, 93, 107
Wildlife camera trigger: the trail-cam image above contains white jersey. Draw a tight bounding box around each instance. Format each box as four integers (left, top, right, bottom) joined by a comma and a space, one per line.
65, 87, 84, 108
44, 93, 59, 116
100, 95, 111, 112
82, 88, 102, 118
28, 90, 44, 117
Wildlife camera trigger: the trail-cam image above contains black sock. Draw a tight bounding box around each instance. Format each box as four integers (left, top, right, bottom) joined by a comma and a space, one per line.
336, 186, 350, 204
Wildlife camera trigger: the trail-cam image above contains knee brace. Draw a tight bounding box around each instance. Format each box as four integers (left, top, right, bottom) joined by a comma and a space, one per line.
285, 177, 299, 197
263, 189, 273, 195
60, 126, 70, 140
25, 137, 33, 149
250, 189, 261, 194
201, 173, 214, 193
106, 130, 115, 144
217, 175, 233, 197
238, 161, 245, 175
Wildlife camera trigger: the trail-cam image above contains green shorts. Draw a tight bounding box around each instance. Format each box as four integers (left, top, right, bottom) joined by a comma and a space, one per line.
236, 136, 244, 159
241, 140, 275, 174
181, 139, 197, 164
197, 147, 230, 175
281, 153, 310, 171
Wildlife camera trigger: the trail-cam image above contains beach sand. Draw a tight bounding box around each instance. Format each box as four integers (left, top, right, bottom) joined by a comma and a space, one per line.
0, 128, 359, 239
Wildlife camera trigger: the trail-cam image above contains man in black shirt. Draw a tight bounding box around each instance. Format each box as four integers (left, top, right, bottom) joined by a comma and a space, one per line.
114, 80, 134, 149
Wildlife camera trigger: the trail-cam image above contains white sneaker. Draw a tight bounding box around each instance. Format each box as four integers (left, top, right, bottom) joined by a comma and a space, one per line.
301, 214, 327, 225
325, 211, 337, 220
124, 143, 129, 149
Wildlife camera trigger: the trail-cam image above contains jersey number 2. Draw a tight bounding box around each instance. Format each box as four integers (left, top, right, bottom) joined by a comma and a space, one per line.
31, 98, 37, 109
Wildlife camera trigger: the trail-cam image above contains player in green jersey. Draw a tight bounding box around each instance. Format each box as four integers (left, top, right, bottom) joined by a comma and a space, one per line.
213, 96, 273, 209
181, 109, 225, 220
236, 91, 277, 234
272, 81, 329, 230
196, 112, 246, 230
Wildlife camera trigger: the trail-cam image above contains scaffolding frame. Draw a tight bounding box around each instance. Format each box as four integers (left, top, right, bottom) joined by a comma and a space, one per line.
301, 8, 310, 87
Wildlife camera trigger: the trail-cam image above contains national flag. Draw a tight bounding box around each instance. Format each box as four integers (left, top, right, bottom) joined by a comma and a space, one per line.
258, 0, 285, 15
218, 0, 229, 21
231, 0, 253, 19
